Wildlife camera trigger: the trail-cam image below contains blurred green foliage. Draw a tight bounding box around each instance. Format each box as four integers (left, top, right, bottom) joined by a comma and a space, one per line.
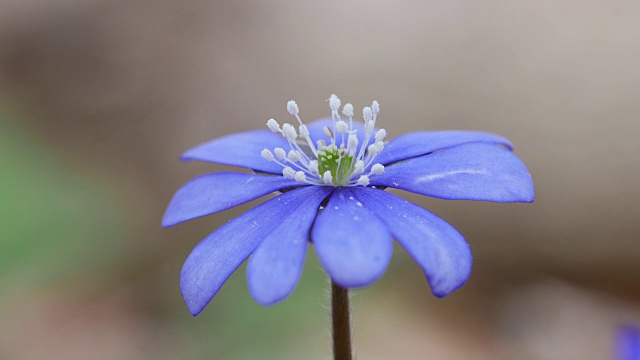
174, 253, 333, 359
0, 109, 124, 294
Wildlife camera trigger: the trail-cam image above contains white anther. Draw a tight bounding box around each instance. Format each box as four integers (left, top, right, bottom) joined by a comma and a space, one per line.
294, 171, 306, 182
287, 100, 299, 115
329, 94, 341, 111
283, 167, 296, 178
372, 100, 380, 114
363, 107, 373, 122
323, 126, 333, 138
342, 103, 354, 117
288, 150, 301, 162
370, 163, 385, 175
299, 124, 310, 138
261, 149, 275, 161
282, 123, 298, 141
356, 175, 370, 186
367, 143, 379, 156
274, 147, 287, 160
348, 134, 358, 150
335, 120, 349, 133
308, 160, 319, 173
323, 170, 333, 184
375, 141, 384, 153
266, 118, 281, 132
316, 139, 326, 150
375, 129, 387, 142
353, 160, 365, 174
365, 119, 375, 134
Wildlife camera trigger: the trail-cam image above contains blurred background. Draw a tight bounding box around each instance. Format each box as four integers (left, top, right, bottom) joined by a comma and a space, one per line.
1, 0, 639, 359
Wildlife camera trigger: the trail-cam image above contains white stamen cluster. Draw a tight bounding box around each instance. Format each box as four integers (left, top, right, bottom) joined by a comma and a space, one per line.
261, 94, 387, 186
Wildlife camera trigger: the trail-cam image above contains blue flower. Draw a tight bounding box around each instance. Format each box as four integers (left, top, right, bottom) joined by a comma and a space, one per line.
163, 94, 534, 316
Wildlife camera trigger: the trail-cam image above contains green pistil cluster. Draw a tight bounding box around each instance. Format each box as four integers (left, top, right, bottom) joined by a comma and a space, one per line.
318, 145, 354, 185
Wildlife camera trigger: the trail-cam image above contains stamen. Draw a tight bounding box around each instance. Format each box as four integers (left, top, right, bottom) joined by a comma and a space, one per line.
287, 100, 299, 115
356, 175, 370, 186
348, 134, 358, 154
323, 126, 333, 139
329, 94, 341, 112
371, 100, 380, 128
343, 102, 355, 130
367, 143, 379, 156
342, 103, 354, 117
375, 141, 384, 153
363, 107, 373, 122
308, 160, 319, 174
285, 102, 317, 157
353, 160, 364, 174
335, 120, 349, 133
266, 118, 281, 133
288, 150, 301, 163
261, 149, 275, 161
375, 129, 387, 142
372, 100, 380, 115
294, 171, 306, 182
283, 167, 296, 179
365, 119, 375, 134
274, 147, 287, 160
370, 163, 385, 175
282, 123, 298, 141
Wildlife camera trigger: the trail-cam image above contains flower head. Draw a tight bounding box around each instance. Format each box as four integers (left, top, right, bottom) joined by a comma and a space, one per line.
163, 94, 534, 315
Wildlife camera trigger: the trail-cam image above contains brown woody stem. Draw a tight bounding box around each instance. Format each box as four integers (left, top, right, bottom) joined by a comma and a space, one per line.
331, 280, 352, 360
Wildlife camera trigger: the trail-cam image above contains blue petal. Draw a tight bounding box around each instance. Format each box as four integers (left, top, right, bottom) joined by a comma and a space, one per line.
374, 130, 513, 165
246, 187, 330, 305
352, 188, 472, 297
371, 142, 534, 202
162, 172, 300, 227
180, 186, 330, 316
181, 130, 288, 174
306, 117, 374, 151
617, 325, 640, 360
312, 188, 393, 288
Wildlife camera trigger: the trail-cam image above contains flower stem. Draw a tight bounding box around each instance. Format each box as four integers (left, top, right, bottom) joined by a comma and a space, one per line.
331, 280, 352, 360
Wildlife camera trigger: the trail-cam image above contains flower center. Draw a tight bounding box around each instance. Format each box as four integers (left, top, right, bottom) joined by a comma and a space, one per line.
317, 145, 354, 186
261, 94, 386, 187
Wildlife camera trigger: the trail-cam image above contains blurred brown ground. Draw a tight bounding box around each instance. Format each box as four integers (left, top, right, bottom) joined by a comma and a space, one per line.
0, 0, 639, 359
